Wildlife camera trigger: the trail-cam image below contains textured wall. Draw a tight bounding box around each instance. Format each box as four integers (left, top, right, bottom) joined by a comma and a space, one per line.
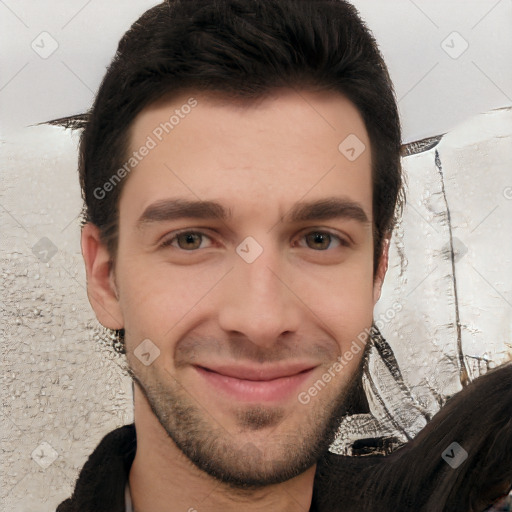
1, 127, 133, 512
375, 106, 512, 410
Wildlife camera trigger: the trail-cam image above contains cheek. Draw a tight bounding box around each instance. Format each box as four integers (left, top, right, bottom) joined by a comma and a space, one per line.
294, 263, 375, 347
115, 254, 227, 339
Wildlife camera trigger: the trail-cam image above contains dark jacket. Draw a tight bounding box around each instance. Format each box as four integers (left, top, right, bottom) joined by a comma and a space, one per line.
56, 424, 137, 512
55, 420, 512, 512
55, 422, 389, 512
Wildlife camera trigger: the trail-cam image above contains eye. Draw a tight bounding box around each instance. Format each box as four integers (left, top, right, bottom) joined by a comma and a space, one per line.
160, 231, 214, 251
159, 229, 349, 253
297, 230, 349, 251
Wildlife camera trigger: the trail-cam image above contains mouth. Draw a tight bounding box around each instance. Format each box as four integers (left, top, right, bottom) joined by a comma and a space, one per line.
194, 364, 317, 402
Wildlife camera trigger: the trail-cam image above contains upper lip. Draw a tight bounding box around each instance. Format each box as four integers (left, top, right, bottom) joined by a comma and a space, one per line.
196, 363, 316, 381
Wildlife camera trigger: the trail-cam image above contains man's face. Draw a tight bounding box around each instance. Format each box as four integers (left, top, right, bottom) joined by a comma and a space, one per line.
86, 89, 388, 487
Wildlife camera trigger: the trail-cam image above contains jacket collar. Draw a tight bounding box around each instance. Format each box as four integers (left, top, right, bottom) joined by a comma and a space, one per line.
57, 424, 137, 512
56, 422, 374, 512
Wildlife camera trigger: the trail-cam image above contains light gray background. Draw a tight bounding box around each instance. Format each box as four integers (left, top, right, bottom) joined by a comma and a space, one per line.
1, 0, 511, 139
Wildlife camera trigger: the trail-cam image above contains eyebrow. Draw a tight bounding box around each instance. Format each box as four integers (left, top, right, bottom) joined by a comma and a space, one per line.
137, 199, 230, 226
136, 197, 370, 227
286, 197, 370, 225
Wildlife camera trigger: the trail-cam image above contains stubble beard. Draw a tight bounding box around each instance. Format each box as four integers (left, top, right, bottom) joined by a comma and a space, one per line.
126, 355, 366, 491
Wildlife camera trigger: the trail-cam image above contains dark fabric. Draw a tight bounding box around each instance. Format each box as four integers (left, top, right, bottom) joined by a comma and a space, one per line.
55, 422, 374, 512
54, 421, 512, 511
56, 424, 137, 512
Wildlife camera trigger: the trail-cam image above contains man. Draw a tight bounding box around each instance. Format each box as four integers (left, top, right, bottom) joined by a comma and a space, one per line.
56, 0, 411, 510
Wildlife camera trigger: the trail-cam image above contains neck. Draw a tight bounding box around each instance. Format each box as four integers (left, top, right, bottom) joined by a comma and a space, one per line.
128, 387, 316, 512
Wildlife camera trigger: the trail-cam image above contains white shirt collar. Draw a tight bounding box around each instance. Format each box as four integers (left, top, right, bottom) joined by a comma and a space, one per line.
125, 481, 133, 512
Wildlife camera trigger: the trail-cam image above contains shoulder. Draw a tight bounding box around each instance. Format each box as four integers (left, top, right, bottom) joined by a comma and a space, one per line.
56, 423, 136, 512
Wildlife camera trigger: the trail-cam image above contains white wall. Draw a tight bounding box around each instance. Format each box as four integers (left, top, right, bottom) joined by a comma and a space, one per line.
1, 0, 511, 141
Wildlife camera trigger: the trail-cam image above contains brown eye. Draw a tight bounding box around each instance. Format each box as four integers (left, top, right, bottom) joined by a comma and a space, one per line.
305, 232, 331, 250
176, 232, 203, 250
160, 231, 213, 251
300, 231, 348, 251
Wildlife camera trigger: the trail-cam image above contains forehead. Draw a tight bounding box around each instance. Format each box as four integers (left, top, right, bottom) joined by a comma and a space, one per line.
122, 88, 372, 223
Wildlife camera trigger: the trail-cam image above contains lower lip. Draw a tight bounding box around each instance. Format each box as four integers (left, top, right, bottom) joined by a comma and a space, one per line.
195, 366, 315, 402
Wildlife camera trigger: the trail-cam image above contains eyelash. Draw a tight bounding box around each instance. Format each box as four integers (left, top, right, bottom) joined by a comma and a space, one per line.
159, 229, 350, 251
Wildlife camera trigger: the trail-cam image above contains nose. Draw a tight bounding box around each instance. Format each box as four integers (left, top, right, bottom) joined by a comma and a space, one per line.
217, 243, 302, 348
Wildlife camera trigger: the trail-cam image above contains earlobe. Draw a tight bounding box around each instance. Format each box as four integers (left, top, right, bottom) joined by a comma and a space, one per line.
81, 223, 124, 330
373, 233, 391, 305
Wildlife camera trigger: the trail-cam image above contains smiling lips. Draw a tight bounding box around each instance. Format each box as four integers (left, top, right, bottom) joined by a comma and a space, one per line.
194, 363, 316, 402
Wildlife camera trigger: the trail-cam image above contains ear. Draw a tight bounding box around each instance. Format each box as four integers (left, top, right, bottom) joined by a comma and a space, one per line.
373, 232, 391, 305
81, 223, 124, 330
